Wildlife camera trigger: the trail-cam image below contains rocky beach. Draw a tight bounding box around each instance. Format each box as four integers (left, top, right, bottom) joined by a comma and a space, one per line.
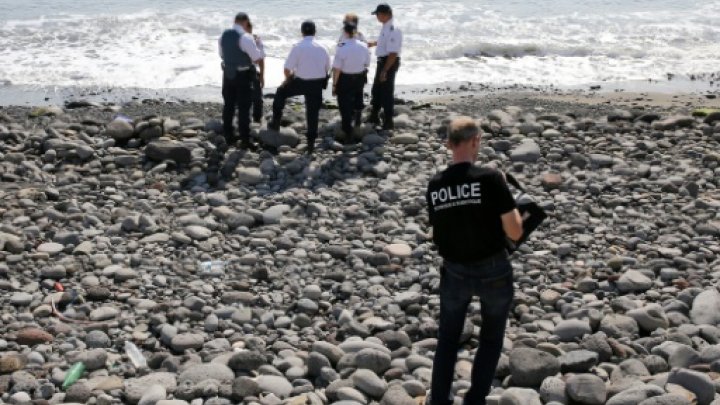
1, 90, 720, 405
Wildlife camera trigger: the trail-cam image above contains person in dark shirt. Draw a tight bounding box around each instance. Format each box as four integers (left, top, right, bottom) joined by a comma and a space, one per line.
425, 117, 522, 405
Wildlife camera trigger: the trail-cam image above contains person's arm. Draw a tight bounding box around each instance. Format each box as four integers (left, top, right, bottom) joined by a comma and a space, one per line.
380, 29, 401, 82
502, 209, 523, 242
284, 46, 298, 79
493, 171, 523, 241
325, 49, 332, 75
379, 53, 397, 82
331, 51, 343, 95
367, 40, 377, 47
332, 68, 341, 96
240, 34, 264, 64
255, 37, 266, 84
425, 186, 435, 225
258, 59, 265, 88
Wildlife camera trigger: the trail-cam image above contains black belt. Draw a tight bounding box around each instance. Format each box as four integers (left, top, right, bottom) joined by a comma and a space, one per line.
377, 56, 401, 61
445, 249, 509, 269
295, 77, 325, 81
340, 72, 366, 77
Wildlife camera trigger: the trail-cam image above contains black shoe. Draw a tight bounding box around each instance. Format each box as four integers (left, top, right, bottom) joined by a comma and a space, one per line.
268, 120, 280, 131
306, 141, 316, 155
382, 119, 394, 131
253, 116, 262, 124
240, 139, 257, 151
367, 111, 380, 125
207, 169, 219, 187
223, 135, 237, 147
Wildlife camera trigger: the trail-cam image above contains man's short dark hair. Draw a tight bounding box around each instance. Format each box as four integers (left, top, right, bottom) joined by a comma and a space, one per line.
235, 12, 249, 23
301, 20, 316, 36
448, 117, 481, 145
371, 3, 393, 16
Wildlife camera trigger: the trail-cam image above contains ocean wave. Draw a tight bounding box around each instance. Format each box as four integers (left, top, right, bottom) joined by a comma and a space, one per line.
0, 1, 718, 89
426, 42, 594, 59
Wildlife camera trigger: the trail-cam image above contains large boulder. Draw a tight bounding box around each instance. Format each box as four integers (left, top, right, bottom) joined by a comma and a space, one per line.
666, 368, 715, 405
499, 388, 542, 405
145, 140, 192, 164
566, 374, 606, 405
258, 127, 300, 148
106, 118, 135, 141
652, 115, 695, 130
509, 140, 541, 163
691, 289, 720, 325
509, 348, 560, 387
616, 270, 653, 293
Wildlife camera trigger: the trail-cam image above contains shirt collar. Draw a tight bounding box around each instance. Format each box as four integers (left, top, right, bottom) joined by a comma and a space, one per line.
383, 18, 394, 28
233, 24, 246, 35
303, 36, 315, 41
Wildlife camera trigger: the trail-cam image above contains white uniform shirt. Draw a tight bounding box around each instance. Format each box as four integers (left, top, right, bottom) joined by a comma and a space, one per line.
337, 31, 367, 45
333, 38, 370, 74
218, 24, 264, 63
255, 35, 265, 57
284, 36, 331, 80
375, 19, 402, 57
254, 35, 265, 68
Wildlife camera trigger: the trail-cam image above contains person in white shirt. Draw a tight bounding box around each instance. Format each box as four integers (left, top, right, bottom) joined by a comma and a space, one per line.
336, 13, 368, 129
218, 12, 264, 149
337, 13, 367, 45
247, 21, 265, 123
269, 21, 331, 155
367, 3, 403, 130
332, 22, 371, 137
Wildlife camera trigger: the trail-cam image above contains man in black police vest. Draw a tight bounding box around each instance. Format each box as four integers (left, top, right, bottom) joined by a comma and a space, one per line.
426, 117, 523, 405
219, 12, 264, 149
367, 3, 402, 130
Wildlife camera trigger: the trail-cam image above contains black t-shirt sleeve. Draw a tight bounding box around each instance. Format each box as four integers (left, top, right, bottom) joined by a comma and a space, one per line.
492, 171, 517, 215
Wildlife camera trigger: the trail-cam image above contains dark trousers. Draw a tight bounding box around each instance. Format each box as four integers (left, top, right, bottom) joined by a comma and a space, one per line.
222, 71, 252, 144
336, 72, 366, 135
272, 77, 325, 142
431, 253, 514, 405
251, 69, 263, 122
370, 57, 400, 127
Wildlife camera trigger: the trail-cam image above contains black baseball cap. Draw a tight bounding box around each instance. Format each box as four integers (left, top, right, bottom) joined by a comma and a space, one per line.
371, 3, 392, 15
235, 12, 249, 22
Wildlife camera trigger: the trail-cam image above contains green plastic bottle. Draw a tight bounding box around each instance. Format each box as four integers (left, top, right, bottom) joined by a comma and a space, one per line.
62, 362, 85, 390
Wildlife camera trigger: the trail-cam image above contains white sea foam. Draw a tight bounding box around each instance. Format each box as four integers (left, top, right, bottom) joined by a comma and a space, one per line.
0, 1, 718, 91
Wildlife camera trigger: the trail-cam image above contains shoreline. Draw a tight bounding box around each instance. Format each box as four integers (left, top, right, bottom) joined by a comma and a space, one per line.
1, 77, 718, 108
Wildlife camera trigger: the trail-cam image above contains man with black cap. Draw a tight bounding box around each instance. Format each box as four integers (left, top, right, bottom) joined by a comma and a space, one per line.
426, 117, 522, 405
368, 3, 402, 130
218, 12, 265, 149
268, 20, 331, 155
332, 21, 371, 138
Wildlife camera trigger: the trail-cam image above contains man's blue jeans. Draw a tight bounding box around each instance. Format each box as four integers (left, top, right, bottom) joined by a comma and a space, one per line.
430, 253, 514, 405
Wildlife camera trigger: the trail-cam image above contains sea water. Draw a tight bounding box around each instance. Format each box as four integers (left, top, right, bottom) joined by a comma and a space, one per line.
0, 0, 718, 97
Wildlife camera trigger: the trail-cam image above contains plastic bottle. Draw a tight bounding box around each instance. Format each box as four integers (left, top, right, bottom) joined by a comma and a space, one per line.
124, 341, 147, 369
62, 362, 85, 390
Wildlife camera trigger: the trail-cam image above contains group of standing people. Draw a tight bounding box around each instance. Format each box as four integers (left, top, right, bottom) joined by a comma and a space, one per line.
220, 5, 526, 405
219, 3, 403, 155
